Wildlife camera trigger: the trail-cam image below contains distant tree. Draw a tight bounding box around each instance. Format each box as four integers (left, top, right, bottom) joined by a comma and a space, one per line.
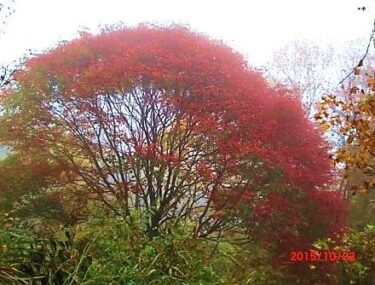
265, 39, 367, 119
265, 40, 336, 117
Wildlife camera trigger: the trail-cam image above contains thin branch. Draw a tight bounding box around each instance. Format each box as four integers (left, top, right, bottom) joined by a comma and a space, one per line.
338, 18, 375, 86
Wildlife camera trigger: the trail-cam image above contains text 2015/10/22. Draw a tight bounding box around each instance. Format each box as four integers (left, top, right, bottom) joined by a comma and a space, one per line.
290, 250, 356, 262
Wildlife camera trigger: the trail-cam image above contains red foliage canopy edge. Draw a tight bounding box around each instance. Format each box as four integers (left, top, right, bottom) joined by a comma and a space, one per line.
1, 25, 346, 250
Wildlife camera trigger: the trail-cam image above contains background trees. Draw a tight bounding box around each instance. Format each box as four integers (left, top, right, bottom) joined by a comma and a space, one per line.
265, 40, 336, 117
265, 39, 369, 119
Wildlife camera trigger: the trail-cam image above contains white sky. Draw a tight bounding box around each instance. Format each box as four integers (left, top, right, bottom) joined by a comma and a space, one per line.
0, 0, 374, 67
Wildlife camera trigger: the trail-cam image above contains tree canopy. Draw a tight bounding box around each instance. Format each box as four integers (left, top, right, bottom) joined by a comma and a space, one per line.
0, 25, 344, 246
0, 24, 358, 285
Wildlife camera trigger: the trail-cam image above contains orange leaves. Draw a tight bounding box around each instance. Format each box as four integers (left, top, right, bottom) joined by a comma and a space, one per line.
367, 76, 375, 92
320, 123, 330, 132
317, 60, 375, 193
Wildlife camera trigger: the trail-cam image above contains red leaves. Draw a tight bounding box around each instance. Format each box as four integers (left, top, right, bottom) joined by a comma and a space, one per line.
196, 161, 215, 181
2, 24, 346, 241
306, 189, 348, 235
248, 189, 347, 256
20, 27, 316, 173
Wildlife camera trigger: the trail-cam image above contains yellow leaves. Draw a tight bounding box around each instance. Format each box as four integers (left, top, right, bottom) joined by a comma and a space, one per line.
0, 244, 8, 253
320, 123, 330, 132
318, 66, 375, 191
359, 94, 375, 116
335, 150, 346, 161
367, 76, 375, 91
342, 102, 353, 112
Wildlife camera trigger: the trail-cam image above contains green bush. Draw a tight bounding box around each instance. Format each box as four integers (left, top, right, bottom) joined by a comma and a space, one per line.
77, 216, 224, 285
0, 225, 79, 284
334, 225, 375, 285
0, 214, 225, 285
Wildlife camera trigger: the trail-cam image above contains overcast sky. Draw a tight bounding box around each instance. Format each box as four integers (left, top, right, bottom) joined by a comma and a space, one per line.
0, 0, 374, 67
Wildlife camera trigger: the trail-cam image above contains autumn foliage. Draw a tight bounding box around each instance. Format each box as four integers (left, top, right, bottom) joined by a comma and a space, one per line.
0, 25, 346, 254
317, 59, 375, 194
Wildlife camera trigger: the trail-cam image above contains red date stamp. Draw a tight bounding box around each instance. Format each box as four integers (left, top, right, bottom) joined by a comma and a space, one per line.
290, 250, 356, 262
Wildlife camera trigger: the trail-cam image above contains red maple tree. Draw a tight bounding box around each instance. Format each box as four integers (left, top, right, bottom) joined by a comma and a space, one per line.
0, 25, 346, 243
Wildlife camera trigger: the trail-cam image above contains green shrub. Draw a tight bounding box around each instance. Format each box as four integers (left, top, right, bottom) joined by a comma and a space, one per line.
77, 216, 224, 285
